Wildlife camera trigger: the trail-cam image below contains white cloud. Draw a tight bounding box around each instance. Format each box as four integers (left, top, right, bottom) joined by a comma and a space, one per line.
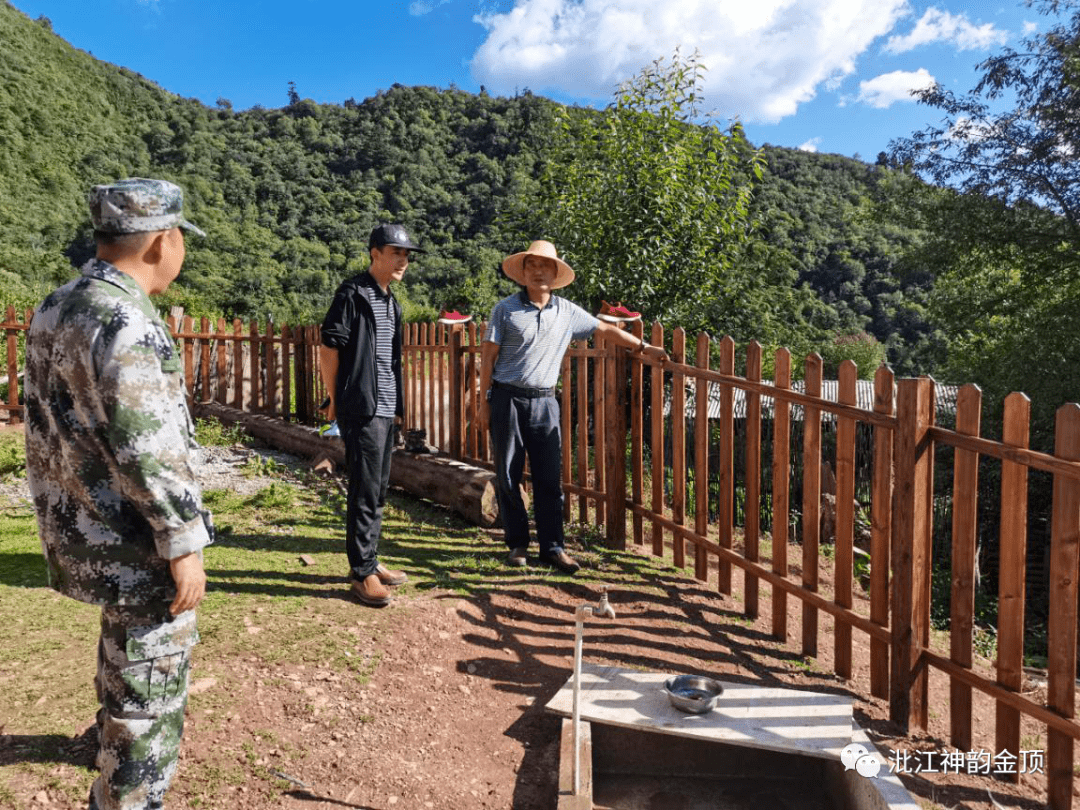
798, 138, 822, 153
410, 0, 450, 14
469, 0, 908, 124
1022, 20, 1038, 35
857, 68, 936, 109
884, 8, 1007, 53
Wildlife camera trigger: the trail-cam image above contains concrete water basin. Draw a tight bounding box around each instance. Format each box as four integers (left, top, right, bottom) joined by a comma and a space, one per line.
547, 664, 920, 810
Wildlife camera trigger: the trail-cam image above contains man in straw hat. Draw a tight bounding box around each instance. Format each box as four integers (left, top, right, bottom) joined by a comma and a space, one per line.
24, 178, 213, 810
478, 240, 668, 573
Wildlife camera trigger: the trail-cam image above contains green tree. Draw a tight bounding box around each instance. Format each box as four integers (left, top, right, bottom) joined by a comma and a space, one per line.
888, 0, 1080, 440
535, 51, 764, 334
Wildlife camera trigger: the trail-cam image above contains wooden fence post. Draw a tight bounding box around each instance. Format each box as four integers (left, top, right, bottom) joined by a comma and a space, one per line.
231, 319, 244, 410
630, 320, 645, 546
890, 376, 935, 732
744, 341, 762, 620
716, 336, 734, 593
182, 316, 195, 410
199, 316, 212, 403
802, 353, 822, 658
605, 334, 627, 550
6, 306, 25, 424
995, 391, 1031, 776
650, 323, 666, 558
771, 348, 792, 642
695, 333, 712, 582
870, 365, 894, 700
1046, 404, 1080, 810
449, 328, 463, 460
671, 329, 687, 570
835, 359, 858, 680
949, 383, 982, 751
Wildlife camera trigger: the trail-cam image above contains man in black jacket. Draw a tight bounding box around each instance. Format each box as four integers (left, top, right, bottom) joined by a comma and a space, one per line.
320, 224, 422, 605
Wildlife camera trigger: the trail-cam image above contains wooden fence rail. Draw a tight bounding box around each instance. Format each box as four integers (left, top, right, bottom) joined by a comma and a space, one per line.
3, 307, 1078, 808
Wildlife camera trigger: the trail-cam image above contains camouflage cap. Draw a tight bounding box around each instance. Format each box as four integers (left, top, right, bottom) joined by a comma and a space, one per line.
88, 178, 206, 237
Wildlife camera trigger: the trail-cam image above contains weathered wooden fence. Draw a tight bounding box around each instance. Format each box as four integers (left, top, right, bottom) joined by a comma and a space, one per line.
3, 306, 1078, 808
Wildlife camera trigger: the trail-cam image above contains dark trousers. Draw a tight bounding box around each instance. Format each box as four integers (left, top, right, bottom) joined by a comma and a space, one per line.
489, 388, 565, 555
339, 415, 394, 580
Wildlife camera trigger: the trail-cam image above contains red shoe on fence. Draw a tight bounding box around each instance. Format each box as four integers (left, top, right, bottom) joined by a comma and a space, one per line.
597, 301, 642, 323
437, 310, 472, 325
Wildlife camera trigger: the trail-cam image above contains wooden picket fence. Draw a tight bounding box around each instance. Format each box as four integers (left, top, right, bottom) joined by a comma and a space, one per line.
3, 305, 1079, 808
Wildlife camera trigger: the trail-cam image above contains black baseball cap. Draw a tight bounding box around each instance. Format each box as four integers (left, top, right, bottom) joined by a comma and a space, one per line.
369, 223, 425, 253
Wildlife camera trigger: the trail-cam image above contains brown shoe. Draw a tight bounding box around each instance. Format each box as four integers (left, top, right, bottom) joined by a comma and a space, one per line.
376, 564, 408, 587
351, 573, 392, 606
540, 549, 580, 574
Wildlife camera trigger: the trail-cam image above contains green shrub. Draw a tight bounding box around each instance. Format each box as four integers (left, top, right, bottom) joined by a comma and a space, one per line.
0, 430, 26, 478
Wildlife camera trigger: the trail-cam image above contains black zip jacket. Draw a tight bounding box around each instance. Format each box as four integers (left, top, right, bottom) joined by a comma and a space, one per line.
320, 272, 403, 420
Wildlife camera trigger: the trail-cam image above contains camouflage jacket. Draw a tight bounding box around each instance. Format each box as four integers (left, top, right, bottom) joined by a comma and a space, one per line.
24, 259, 212, 606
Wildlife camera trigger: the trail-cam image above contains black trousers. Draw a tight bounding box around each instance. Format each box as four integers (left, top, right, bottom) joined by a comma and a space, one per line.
489, 388, 566, 555
339, 415, 394, 580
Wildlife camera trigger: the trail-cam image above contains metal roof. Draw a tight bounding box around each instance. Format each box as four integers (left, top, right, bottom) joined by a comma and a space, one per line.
669, 379, 960, 421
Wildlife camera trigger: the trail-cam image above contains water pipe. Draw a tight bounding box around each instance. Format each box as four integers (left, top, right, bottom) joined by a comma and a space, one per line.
572, 586, 615, 796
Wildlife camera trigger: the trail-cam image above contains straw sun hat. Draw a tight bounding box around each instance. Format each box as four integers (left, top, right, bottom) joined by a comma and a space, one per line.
501, 240, 575, 289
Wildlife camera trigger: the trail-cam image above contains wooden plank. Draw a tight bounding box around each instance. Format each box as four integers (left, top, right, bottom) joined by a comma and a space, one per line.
694, 333, 711, 582
248, 320, 261, 412
215, 317, 228, 403
716, 336, 734, 594
437, 325, 446, 450
477, 323, 489, 462
650, 323, 666, 557
834, 360, 857, 680
870, 365, 894, 700
264, 321, 277, 416
449, 329, 463, 459
771, 349, 792, 642
183, 316, 195, 410
281, 325, 293, 421
5, 306, 20, 424
594, 341, 607, 526
606, 335, 627, 550
744, 341, 762, 621
631, 321, 645, 546
199, 316, 212, 405
801, 353, 822, 658
1047, 403, 1080, 810
671, 328, 687, 571
561, 352, 573, 521
949, 384, 981, 751
890, 377, 934, 732
576, 347, 589, 522
232, 319, 244, 409
545, 663, 854, 761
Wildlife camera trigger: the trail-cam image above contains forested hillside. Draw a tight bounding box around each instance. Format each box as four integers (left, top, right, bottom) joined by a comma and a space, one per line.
0, 1, 935, 374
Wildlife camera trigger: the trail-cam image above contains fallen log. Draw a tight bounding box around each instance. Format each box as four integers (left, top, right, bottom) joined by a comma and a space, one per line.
193, 402, 519, 528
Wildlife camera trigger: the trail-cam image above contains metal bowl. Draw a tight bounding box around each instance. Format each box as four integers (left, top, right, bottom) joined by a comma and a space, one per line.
664, 674, 724, 714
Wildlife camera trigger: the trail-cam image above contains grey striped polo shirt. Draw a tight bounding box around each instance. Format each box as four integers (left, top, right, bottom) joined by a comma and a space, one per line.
359, 281, 398, 418
485, 292, 598, 389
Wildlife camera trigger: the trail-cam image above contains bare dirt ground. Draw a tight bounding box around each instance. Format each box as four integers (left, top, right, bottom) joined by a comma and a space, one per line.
0, 428, 1071, 810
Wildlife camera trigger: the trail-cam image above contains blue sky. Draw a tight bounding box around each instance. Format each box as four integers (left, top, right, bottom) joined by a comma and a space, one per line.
11, 0, 1048, 160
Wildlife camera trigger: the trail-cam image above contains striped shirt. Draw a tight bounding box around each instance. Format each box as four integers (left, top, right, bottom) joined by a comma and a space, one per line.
485, 292, 598, 389
358, 281, 398, 418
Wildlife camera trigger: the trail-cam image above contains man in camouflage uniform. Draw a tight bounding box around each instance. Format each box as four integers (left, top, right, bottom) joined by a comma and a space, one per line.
24, 178, 213, 810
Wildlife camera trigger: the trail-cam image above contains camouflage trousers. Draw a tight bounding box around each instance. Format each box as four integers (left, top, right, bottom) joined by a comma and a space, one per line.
89, 606, 198, 810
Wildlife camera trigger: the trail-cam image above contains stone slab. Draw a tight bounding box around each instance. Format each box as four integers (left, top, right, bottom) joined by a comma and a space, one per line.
545, 663, 854, 761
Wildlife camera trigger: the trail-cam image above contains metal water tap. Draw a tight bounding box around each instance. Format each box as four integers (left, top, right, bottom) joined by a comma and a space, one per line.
572, 586, 616, 796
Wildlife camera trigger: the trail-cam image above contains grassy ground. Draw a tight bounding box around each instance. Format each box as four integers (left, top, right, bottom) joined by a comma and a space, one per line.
0, 425, 678, 808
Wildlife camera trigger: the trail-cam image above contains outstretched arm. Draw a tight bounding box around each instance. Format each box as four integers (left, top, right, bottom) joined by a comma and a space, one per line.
594, 321, 668, 363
